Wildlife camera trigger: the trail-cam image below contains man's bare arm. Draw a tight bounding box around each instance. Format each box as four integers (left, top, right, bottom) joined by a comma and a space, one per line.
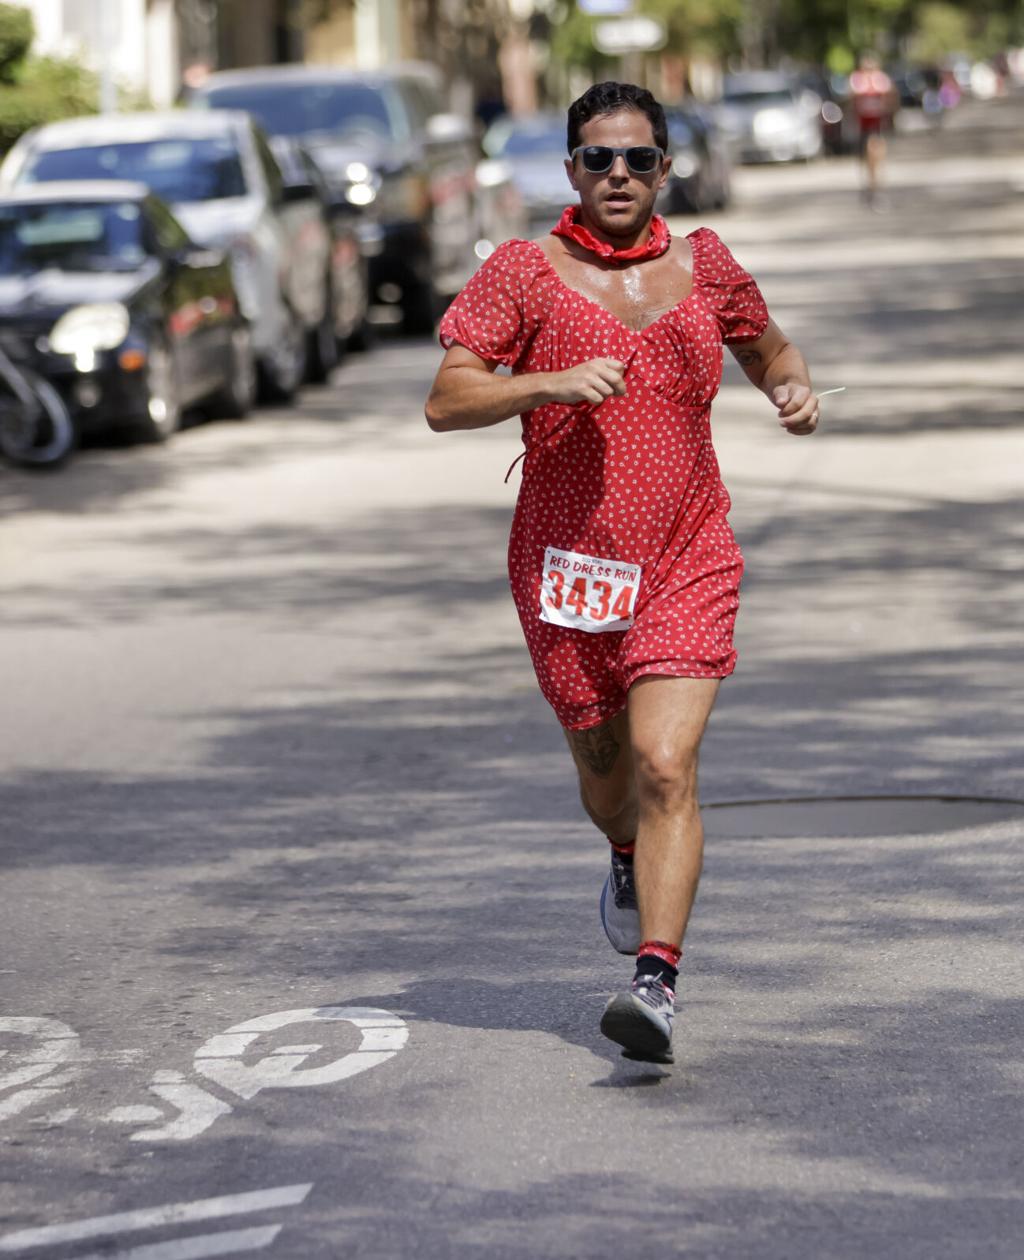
425, 344, 626, 433
729, 318, 819, 436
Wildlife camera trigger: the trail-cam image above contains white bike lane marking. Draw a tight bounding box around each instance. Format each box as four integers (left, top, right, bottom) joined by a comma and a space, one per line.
0, 1184, 311, 1256
0, 1006, 408, 1143
193, 1007, 409, 1100
0, 1018, 83, 1122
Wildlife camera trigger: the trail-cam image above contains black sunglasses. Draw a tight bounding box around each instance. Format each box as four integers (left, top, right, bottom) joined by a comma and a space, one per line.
570, 145, 665, 175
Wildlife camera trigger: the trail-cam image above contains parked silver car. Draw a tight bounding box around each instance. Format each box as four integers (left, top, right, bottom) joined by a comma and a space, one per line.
482, 114, 576, 229
714, 72, 823, 164
0, 111, 336, 399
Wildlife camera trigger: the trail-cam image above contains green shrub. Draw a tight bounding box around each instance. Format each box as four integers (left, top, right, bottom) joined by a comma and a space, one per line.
0, 3, 33, 84
0, 56, 99, 153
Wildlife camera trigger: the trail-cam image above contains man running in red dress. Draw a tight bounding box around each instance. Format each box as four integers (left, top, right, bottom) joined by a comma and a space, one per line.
425, 82, 819, 1064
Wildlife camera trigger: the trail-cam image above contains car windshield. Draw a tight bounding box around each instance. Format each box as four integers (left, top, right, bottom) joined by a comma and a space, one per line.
722, 89, 794, 107
499, 126, 566, 157
200, 82, 396, 143
0, 201, 147, 274
21, 137, 247, 203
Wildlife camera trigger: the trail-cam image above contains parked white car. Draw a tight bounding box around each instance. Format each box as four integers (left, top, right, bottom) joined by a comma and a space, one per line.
0, 111, 337, 399
714, 72, 823, 164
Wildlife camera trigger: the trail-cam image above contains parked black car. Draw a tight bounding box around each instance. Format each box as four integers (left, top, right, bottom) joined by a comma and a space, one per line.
0, 182, 254, 441
190, 63, 479, 332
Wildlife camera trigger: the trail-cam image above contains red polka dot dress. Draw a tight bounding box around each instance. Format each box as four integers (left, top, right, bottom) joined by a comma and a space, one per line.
439, 227, 770, 730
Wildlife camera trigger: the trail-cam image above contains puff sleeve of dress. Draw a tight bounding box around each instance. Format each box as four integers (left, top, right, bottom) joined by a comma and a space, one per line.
692, 227, 770, 344
438, 239, 546, 368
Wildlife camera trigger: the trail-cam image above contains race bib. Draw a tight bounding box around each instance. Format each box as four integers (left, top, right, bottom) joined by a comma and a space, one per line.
539, 546, 642, 634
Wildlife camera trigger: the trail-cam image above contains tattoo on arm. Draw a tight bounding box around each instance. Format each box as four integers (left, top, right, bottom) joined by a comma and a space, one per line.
570, 723, 621, 777
734, 349, 764, 367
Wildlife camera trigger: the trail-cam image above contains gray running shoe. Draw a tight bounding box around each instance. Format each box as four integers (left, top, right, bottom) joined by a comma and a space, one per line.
599, 850, 640, 954
600, 974, 675, 1064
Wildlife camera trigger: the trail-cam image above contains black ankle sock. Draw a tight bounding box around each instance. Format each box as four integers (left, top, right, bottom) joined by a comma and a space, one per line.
634, 954, 678, 990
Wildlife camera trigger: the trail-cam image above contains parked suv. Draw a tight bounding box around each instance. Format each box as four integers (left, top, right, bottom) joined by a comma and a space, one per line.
0, 111, 336, 398
190, 64, 479, 332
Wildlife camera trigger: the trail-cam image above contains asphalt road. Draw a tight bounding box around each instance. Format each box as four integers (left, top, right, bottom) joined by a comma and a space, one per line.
2, 96, 1023, 1258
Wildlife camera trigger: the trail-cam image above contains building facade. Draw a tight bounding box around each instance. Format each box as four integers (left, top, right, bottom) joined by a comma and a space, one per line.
11, 0, 521, 117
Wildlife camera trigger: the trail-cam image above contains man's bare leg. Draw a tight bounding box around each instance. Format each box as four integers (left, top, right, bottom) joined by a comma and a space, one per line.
564, 676, 719, 948
563, 710, 636, 846
591, 676, 720, 1062
626, 675, 721, 948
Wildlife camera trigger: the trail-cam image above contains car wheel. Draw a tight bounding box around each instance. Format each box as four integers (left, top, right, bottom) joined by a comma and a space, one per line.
306, 281, 340, 384
346, 265, 374, 352
137, 340, 182, 443
402, 277, 438, 336
347, 310, 375, 353
258, 302, 307, 403
208, 323, 256, 421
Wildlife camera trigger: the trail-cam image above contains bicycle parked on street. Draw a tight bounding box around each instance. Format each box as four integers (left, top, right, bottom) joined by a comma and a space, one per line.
0, 334, 75, 469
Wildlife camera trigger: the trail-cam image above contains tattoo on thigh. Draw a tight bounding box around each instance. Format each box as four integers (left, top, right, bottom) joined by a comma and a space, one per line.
571, 723, 621, 777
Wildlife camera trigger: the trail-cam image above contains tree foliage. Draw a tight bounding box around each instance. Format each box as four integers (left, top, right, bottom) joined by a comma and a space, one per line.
548, 0, 1024, 77
0, 2, 32, 84
0, 5, 100, 153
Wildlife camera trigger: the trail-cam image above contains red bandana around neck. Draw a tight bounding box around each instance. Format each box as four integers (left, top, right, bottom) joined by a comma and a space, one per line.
552, 205, 670, 262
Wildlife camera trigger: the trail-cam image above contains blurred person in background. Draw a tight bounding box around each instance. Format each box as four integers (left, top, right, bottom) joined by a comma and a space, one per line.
850, 54, 896, 209
425, 82, 819, 1066
177, 60, 213, 105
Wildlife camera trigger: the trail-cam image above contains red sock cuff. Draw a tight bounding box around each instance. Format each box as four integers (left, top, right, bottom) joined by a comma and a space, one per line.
608, 839, 635, 857
638, 939, 682, 968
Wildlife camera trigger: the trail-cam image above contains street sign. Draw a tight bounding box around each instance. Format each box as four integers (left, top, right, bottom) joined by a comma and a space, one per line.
593, 15, 666, 55
578, 0, 633, 14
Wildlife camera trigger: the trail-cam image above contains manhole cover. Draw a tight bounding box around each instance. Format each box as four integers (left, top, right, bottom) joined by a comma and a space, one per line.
703, 796, 1023, 839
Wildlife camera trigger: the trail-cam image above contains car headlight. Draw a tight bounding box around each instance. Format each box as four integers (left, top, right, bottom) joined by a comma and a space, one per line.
671, 152, 698, 179
753, 109, 792, 139
49, 303, 130, 356
345, 182, 377, 207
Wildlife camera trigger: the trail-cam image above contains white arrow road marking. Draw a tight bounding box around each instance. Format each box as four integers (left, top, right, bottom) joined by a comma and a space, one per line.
129, 1075, 233, 1143
0, 1184, 312, 1252
105, 1106, 165, 1124
194, 1006, 408, 1101
74, 1226, 282, 1260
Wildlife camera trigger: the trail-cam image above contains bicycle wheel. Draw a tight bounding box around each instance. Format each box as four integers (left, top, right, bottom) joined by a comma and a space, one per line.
0, 377, 75, 469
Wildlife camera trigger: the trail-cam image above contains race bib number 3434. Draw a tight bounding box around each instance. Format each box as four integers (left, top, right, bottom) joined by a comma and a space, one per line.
539, 546, 642, 634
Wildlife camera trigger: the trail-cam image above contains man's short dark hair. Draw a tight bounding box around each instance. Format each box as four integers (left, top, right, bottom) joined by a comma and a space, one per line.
567, 81, 668, 154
